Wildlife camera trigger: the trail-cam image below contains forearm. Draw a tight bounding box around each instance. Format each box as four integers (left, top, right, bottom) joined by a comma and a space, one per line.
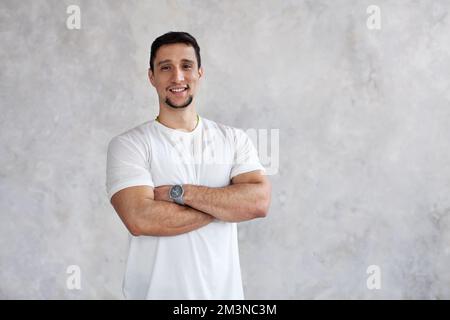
133, 199, 214, 237
183, 183, 270, 222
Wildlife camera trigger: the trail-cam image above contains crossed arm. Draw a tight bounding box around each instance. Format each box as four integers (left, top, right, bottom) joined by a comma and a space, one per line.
110, 170, 271, 237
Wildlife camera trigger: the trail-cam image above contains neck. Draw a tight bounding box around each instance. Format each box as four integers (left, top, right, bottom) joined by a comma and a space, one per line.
156, 106, 199, 132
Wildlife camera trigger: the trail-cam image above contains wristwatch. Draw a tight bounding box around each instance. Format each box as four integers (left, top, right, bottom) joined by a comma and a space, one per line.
169, 184, 185, 205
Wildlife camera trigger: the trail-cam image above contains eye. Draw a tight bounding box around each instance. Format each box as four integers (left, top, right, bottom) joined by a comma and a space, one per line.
183, 64, 192, 69
161, 66, 170, 71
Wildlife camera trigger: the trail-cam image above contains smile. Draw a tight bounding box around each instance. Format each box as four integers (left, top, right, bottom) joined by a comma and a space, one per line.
169, 86, 188, 93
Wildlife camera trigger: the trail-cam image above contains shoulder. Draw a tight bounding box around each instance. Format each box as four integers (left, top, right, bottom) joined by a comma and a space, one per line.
201, 117, 245, 140
108, 120, 155, 151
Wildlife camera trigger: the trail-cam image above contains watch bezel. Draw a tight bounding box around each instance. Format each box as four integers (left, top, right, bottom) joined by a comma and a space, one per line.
170, 184, 184, 200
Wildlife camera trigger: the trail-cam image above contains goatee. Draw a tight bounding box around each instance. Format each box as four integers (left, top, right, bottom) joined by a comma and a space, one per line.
165, 96, 193, 109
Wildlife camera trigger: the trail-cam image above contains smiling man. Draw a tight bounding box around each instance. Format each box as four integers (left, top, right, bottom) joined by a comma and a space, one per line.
106, 31, 271, 299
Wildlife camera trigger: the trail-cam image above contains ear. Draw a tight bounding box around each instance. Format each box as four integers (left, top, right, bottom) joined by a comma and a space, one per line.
198, 66, 204, 79
148, 68, 156, 87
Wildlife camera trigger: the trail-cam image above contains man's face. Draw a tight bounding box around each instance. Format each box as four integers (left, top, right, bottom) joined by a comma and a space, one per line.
149, 43, 203, 109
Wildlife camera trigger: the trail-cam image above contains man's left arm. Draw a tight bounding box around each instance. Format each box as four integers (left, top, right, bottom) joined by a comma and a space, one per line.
154, 170, 271, 222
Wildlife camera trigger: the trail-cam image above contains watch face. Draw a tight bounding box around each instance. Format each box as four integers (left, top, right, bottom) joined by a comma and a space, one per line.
170, 185, 183, 198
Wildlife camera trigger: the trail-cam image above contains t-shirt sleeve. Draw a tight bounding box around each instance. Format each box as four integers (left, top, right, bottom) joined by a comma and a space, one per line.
230, 128, 266, 179
106, 135, 154, 201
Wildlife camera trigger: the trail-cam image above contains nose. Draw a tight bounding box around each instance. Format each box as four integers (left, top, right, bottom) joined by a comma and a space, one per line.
172, 67, 185, 82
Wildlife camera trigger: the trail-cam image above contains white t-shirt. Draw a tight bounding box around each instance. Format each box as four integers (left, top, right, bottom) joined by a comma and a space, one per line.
106, 116, 265, 299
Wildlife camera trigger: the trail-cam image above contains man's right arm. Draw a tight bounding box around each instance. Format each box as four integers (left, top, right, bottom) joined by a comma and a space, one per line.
110, 185, 214, 237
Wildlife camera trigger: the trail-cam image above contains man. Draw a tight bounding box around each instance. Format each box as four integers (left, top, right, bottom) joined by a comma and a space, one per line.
106, 31, 271, 299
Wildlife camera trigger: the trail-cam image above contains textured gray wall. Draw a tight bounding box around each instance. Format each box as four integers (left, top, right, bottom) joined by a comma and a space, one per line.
1, 0, 450, 299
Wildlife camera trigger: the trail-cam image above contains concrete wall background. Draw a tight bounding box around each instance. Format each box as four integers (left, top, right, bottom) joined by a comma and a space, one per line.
1, 0, 450, 299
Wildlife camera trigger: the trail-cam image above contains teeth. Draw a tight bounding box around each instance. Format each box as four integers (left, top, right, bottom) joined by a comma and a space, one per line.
170, 87, 187, 92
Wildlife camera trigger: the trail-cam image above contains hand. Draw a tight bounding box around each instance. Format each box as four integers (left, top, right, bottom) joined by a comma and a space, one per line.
153, 185, 172, 202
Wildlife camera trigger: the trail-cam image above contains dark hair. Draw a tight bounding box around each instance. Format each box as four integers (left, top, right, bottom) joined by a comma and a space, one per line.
149, 31, 201, 71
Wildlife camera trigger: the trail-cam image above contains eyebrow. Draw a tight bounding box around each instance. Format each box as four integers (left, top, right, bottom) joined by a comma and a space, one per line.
157, 59, 195, 66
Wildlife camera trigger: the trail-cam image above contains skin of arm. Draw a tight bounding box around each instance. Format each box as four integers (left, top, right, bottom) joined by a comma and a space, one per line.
154, 170, 272, 222
110, 185, 214, 237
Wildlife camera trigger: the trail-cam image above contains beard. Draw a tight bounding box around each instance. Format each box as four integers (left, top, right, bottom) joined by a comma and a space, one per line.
165, 95, 194, 109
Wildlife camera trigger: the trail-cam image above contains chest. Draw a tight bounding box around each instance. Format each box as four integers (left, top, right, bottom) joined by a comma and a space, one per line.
149, 133, 234, 187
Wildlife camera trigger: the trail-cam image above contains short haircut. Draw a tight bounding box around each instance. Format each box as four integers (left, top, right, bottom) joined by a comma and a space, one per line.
149, 31, 201, 71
